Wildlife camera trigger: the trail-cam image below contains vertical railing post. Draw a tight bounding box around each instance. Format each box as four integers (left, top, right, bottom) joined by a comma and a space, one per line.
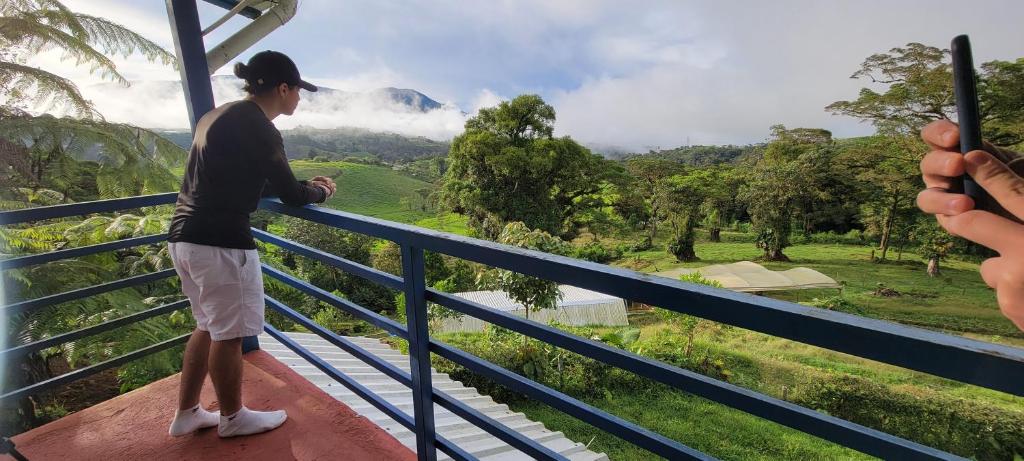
401, 244, 437, 461
165, 0, 216, 132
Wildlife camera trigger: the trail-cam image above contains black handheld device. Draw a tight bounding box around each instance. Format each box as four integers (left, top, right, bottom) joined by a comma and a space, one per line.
950, 35, 989, 204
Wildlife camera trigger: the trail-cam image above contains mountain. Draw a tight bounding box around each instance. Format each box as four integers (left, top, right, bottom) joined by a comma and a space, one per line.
370, 87, 443, 112
157, 125, 450, 163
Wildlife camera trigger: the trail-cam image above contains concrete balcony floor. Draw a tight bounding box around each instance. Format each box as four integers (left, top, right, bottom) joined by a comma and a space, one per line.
8, 350, 416, 461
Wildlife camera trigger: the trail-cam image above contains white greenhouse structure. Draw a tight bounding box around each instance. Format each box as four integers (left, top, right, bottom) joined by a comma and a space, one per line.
434, 285, 629, 333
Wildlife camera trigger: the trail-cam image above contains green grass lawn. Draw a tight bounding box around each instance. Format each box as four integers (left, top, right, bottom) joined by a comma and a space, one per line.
616, 235, 1020, 340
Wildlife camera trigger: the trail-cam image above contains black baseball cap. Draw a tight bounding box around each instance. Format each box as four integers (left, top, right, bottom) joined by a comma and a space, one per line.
236, 50, 317, 92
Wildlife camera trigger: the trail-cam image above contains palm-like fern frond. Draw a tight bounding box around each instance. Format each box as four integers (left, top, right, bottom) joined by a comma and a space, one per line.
0, 61, 96, 117
0, 114, 186, 196
72, 14, 176, 68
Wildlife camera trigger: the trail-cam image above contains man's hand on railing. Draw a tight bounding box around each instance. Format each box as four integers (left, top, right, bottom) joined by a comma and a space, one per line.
309, 175, 336, 201
916, 120, 1024, 331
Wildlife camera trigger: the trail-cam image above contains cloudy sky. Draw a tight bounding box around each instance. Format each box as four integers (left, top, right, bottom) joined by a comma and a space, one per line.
30, 0, 1024, 150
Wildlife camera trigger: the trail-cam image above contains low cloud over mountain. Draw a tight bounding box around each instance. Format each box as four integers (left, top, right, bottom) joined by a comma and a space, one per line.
82, 76, 468, 140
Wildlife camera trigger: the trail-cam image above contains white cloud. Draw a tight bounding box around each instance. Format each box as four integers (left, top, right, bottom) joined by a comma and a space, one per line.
27, 0, 1024, 149
75, 77, 470, 139
469, 89, 505, 113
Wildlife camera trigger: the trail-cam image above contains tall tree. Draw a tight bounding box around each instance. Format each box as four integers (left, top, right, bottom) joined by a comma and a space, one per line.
836, 135, 921, 261
739, 126, 833, 261
623, 158, 685, 243
826, 42, 1024, 144
440, 95, 615, 239
656, 169, 714, 261
700, 165, 743, 242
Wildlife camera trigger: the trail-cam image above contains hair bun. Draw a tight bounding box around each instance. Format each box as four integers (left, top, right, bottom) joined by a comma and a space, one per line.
233, 62, 249, 79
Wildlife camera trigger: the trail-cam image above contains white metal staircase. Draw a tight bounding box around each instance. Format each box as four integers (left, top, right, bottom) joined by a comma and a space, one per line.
258, 331, 609, 461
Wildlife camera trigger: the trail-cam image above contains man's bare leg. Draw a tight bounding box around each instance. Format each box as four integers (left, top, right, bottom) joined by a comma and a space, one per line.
168, 328, 219, 436
208, 337, 243, 415
178, 328, 211, 410
209, 336, 287, 437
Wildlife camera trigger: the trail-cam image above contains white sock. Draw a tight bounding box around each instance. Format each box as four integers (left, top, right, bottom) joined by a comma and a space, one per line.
218, 406, 287, 438
169, 404, 220, 436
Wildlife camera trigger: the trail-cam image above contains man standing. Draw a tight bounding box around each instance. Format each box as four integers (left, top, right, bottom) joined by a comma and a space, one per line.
166, 51, 337, 437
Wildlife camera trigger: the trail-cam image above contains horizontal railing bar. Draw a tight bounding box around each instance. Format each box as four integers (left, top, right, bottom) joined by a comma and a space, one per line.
265, 295, 568, 461
2, 269, 177, 317
428, 338, 715, 461
262, 200, 1024, 397
0, 333, 190, 403
0, 234, 169, 271
427, 290, 957, 460
262, 323, 476, 461
0, 193, 178, 226
261, 264, 407, 339
1, 299, 190, 360
253, 228, 403, 290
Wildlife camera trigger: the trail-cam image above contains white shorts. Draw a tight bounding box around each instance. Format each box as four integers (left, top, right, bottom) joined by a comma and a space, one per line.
168, 241, 265, 341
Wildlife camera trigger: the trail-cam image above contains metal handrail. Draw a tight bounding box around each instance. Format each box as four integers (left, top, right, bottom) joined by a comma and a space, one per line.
3, 194, 1022, 460
1, 194, 185, 405
256, 197, 1024, 460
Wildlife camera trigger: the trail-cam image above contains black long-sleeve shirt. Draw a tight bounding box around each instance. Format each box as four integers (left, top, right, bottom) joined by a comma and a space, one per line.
168, 100, 326, 249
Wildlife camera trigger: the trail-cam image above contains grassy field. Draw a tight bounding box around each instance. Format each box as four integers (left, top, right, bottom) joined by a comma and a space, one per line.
288, 160, 437, 223
615, 234, 1021, 341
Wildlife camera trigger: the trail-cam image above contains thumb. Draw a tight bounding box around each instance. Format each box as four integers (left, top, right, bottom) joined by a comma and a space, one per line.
965, 150, 1024, 219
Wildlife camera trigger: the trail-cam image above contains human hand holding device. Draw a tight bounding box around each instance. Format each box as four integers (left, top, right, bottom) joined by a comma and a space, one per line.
915, 37, 1024, 331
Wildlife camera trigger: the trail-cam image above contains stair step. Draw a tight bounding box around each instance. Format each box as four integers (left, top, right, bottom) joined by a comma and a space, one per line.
261, 332, 608, 461
437, 430, 571, 461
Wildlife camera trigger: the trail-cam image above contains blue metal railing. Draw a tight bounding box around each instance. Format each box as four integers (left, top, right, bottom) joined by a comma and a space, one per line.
1, 193, 187, 407
2, 193, 1023, 461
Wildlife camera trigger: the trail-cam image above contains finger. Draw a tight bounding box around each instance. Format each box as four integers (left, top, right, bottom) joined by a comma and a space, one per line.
978, 257, 1003, 288
916, 188, 974, 215
995, 282, 1024, 331
964, 150, 1024, 219
920, 150, 966, 189
920, 120, 959, 150
937, 210, 1024, 255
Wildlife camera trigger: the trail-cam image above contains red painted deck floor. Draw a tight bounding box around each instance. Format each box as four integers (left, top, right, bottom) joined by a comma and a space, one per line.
8, 350, 416, 461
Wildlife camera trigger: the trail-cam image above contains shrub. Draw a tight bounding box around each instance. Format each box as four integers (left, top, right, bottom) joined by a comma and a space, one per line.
792, 230, 867, 245
795, 375, 1024, 461
571, 241, 623, 263
804, 296, 865, 315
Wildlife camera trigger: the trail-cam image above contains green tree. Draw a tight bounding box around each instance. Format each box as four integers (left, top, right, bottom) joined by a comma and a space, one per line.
623, 158, 685, 243
913, 218, 956, 277
440, 95, 615, 239
657, 170, 714, 261
1, 1, 186, 432
282, 218, 395, 313
836, 135, 922, 261
740, 126, 836, 261
496, 222, 568, 324
699, 165, 742, 242
827, 42, 1024, 146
